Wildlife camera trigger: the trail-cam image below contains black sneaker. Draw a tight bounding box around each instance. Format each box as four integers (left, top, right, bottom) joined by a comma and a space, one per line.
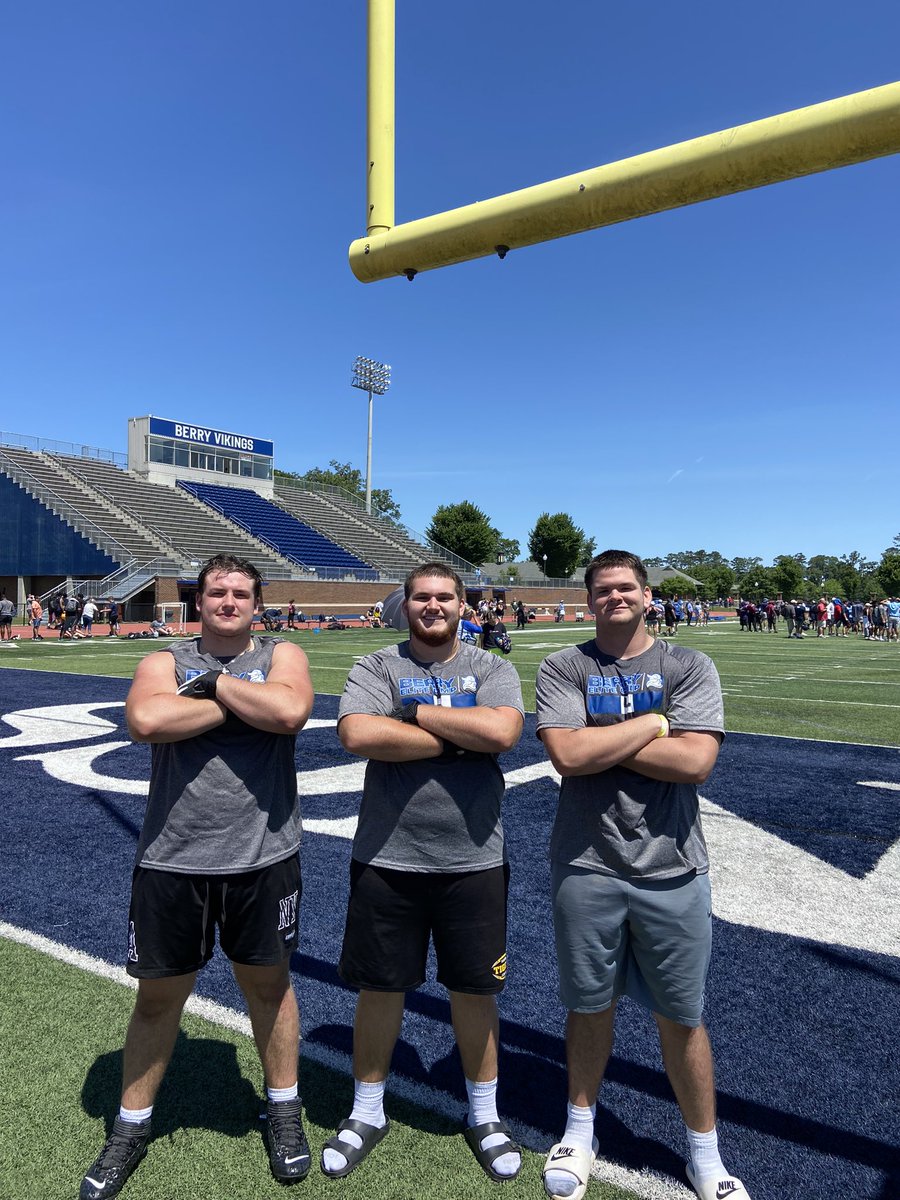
80, 1116, 151, 1200
264, 1097, 311, 1183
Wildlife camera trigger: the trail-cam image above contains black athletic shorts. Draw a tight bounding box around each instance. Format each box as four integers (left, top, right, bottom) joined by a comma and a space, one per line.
338, 861, 509, 995
126, 854, 301, 978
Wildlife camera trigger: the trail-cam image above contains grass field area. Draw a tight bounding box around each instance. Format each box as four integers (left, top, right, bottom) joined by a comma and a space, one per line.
3, 618, 899, 746
6, 935, 645, 1200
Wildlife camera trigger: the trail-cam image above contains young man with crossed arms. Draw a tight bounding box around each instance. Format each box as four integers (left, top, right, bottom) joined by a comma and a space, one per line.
79, 554, 314, 1199
536, 550, 750, 1200
323, 562, 524, 1183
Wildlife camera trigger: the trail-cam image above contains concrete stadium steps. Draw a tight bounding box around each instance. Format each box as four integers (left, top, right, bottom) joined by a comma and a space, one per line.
272, 485, 420, 575
1, 446, 172, 566
51, 455, 298, 577
273, 484, 454, 576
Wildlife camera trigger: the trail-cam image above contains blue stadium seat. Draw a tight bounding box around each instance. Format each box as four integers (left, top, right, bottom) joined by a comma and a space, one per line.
179, 482, 373, 573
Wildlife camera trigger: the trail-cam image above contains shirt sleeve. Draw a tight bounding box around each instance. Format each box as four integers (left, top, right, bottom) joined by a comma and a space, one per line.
474, 653, 525, 715
666, 650, 725, 735
535, 652, 586, 731
338, 655, 395, 720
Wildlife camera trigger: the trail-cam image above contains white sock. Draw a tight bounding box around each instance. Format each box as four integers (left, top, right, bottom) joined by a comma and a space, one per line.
321, 1079, 386, 1173
685, 1125, 726, 1182
119, 1104, 153, 1124
465, 1077, 520, 1178
267, 1083, 298, 1104
544, 1103, 596, 1199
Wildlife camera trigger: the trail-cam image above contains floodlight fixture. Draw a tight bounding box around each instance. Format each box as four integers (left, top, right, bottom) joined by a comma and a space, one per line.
351, 355, 392, 513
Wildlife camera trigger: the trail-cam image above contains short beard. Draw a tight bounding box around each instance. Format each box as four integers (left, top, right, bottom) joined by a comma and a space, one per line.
410, 612, 459, 646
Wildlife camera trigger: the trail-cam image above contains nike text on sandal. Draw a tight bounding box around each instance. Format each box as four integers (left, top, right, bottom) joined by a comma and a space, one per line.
686, 1163, 752, 1200
264, 1097, 311, 1183
543, 1140, 596, 1200
80, 1116, 152, 1200
320, 1117, 391, 1178
463, 1118, 522, 1183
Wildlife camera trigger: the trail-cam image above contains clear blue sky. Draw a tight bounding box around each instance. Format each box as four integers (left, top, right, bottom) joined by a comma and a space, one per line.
3, 2, 898, 567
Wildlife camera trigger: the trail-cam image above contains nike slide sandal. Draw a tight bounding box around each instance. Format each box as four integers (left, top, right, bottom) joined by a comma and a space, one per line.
543, 1139, 597, 1200
686, 1162, 752, 1200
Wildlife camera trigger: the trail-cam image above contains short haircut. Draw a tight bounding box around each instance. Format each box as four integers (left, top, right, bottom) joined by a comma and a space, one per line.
197, 553, 263, 605
404, 561, 464, 601
584, 550, 649, 595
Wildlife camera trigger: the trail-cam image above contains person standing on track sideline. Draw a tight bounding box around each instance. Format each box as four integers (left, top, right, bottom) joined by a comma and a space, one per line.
107, 599, 121, 637
535, 549, 751, 1200
322, 562, 524, 1184
79, 553, 314, 1200
0, 590, 15, 640
29, 594, 44, 639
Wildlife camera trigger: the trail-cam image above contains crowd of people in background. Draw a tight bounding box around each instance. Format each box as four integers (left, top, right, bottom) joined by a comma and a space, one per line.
643, 596, 711, 637
0, 592, 134, 641
5, 588, 899, 648
738, 596, 900, 641
457, 597, 513, 654
25, 591, 115, 639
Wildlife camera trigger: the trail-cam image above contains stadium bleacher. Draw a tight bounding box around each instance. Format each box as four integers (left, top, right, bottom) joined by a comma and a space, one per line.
52, 455, 295, 576
179, 481, 376, 576
1, 446, 175, 568
3, 440, 473, 588
273, 483, 444, 577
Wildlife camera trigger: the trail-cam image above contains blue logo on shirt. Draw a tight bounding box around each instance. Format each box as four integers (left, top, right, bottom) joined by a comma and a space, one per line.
398, 675, 478, 706
585, 673, 664, 718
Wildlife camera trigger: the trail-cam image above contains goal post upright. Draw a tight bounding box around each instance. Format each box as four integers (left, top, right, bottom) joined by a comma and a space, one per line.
349, 5, 900, 283
367, 0, 395, 237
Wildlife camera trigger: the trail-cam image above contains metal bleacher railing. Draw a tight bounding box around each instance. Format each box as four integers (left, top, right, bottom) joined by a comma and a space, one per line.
0, 430, 127, 467
284, 480, 483, 579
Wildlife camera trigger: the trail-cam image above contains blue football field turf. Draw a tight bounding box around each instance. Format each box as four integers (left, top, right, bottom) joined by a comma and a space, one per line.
1, 668, 898, 1200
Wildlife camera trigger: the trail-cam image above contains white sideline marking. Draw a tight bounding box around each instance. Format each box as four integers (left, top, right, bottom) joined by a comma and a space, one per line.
0, 919, 691, 1198
303, 816, 359, 838
858, 780, 900, 791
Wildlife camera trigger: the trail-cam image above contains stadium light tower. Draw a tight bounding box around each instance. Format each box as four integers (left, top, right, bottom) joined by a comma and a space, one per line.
351, 355, 391, 514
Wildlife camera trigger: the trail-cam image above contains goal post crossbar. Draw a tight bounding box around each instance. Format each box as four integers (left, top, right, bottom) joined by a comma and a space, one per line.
351, 0, 900, 283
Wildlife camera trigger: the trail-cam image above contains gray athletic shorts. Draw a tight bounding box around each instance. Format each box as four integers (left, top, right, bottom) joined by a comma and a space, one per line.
551, 863, 711, 1026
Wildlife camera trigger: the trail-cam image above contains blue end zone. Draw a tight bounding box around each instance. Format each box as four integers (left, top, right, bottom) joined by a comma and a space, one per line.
1, 668, 898, 1199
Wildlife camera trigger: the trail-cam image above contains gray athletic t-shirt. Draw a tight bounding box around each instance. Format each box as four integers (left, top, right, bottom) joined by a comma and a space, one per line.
536, 638, 724, 880
135, 636, 301, 874
338, 642, 524, 872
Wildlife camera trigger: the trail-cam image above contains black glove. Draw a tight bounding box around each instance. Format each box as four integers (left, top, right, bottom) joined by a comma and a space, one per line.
176, 669, 222, 699
393, 697, 428, 724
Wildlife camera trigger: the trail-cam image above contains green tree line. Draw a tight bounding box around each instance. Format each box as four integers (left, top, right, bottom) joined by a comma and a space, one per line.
277, 464, 900, 596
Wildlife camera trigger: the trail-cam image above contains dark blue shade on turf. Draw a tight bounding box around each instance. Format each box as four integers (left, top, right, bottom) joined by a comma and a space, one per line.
704, 733, 900, 878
